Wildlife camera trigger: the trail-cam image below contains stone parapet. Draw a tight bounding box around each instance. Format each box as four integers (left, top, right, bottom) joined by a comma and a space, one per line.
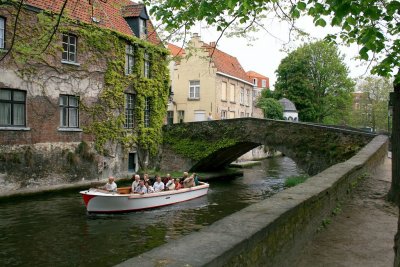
117, 135, 388, 267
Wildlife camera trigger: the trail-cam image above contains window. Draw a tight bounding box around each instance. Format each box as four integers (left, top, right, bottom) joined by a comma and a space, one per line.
178, 110, 185, 123
167, 111, 174, 125
189, 80, 200, 99
0, 17, 5, 49
262, 79, 267, 88
62, 34, 77, 63
221, 110, 227, 120
240, 112, 244, 118
124, 93, 135, 128
139, 18, 147, 37
0, 89, 26, 126
194, 110, 206, 121
125, 44, 135, 75
221, 82, 227, 101
59, 95, 79, 128
144, 97, 151, 127
229, 84, 235, 102
240, 88, 244, 104
246, 89, 250, 105
143, 52, 150, 78
246, 112, 250, 117
253, 78, 258, 86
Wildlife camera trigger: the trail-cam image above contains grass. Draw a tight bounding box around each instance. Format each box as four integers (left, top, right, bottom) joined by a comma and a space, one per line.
284, 175, 309, 188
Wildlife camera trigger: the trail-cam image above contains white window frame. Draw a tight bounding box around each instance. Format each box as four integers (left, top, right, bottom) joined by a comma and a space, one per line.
144, 97, 151, 127
221, 110, 227, 120
124, 93, 135, 129
144, 52, 150, 78
240, 88, 244, 104
229, 84, 235, 102
221, 82, 227, 101
0, 17, 5, 49
0, 89, 26, 127
261, 79, 267, 88
189, 80, 200, 99
59, 95, 79, 128
139, 18, 147, 37
125, 44, 135, 75
178, 110, 185, 123
62, 34, 77, 63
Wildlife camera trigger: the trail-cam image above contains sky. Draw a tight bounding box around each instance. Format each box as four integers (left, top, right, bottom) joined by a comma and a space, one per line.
168, 16, 369, 90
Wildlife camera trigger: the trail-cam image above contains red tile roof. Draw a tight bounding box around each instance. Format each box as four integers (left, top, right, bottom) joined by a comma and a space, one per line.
121, 4, 143, 17
247, 70, 270, 88
167, 43, 185, 57
24, 0, 161, 45
203, 43, 252, 83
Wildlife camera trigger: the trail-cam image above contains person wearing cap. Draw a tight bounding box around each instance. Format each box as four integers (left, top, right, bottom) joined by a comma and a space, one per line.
102, 176, 117, 192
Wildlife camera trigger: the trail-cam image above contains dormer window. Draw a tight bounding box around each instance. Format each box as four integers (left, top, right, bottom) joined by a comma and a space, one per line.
139, 18, 147, 38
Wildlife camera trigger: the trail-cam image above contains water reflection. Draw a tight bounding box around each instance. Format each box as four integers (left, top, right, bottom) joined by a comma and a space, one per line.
0, 156, 304, 267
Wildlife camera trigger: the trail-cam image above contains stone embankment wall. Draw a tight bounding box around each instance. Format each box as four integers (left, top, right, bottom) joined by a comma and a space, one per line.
117, 135, 388, 267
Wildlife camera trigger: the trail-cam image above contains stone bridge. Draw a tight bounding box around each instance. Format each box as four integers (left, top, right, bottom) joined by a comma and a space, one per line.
160, 118, 376, 175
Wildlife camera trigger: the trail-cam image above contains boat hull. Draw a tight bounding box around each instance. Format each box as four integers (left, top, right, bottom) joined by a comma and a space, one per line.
80, 183, 209, 213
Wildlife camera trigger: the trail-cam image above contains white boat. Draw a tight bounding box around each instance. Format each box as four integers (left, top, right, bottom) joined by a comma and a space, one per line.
80, 182, 209, 213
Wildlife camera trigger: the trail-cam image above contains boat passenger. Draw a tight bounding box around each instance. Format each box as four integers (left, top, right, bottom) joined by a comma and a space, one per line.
183, 174, 195, 188
102, 176, 117, 192
175, 178, 182, 190
131, 174, 140, 192
145, 181, 155, 193
194, 173, 200, 186
153, 175, 165, 192
165, 178, 176, 190
134, 180, 147, 195
163, 173, 172, 185
143, 173, 150, 184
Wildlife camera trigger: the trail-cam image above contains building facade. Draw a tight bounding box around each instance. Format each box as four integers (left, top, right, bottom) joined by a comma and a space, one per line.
0, 0, 169, 188
168, 34, 262, 123
279, 98, 299, 121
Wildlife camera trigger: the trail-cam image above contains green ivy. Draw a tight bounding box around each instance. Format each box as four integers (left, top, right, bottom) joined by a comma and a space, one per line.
9, 6, 170, 156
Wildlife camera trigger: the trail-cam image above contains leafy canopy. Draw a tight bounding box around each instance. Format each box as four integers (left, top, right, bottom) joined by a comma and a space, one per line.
274, 41, 354, 124
256, 97, 284, 120
145, 0, 400, 81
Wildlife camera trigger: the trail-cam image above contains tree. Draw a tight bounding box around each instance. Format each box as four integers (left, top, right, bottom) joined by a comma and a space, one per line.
256, 97, 284, 120
143, 0, 400, 263
274, 41, 354, 124
349, 77, 393, 132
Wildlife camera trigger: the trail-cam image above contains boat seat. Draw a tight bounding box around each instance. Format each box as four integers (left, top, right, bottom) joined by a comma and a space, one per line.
117, 187, 132, 194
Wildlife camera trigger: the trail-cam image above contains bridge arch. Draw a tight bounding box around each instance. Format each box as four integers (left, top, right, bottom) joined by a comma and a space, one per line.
160, 118, 375, 175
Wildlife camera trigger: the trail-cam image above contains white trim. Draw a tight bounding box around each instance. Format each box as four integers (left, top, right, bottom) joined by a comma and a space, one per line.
61, 60, 80, 66
216, 71, 253, 86
0, 127, 30, 131
58, 127, 83, 132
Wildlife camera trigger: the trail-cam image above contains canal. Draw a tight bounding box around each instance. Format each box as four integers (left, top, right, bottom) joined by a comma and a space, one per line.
0, 156, 305, 267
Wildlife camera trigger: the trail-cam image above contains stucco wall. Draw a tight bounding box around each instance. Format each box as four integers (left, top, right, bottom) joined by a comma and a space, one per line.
117, 135, 388, 267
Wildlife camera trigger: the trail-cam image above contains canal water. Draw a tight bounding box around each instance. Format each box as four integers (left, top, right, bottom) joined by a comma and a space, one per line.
0, 156, 305, 267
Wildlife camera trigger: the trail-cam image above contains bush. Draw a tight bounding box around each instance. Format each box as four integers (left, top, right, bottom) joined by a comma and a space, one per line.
284, 175, 309, 187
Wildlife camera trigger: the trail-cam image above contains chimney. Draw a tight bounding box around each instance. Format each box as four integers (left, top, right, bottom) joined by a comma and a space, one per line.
210, 41, 216, 47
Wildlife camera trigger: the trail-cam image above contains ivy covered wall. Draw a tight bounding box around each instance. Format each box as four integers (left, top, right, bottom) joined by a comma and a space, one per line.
0, 3, 169, 187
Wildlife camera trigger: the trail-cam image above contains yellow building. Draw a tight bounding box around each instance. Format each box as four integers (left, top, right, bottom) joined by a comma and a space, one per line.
167, 34, 262, 123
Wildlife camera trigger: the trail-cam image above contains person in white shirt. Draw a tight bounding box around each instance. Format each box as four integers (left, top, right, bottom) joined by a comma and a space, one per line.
145, 181, 155, 193
153, 175, 165, 192
165, 178, 176, 190
103, 176, 117, 192
131, 174, 140, 192
134, 180, 147, 195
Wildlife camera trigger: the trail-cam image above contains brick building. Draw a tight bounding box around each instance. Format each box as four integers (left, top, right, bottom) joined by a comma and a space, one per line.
0, 0, 169, 188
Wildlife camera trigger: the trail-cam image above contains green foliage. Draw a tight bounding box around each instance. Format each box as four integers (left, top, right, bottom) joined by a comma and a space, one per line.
275, 41, 354, 124
164, 136, 238, 160
256, 97, 284, 120
348, 76, 393, 132
284, 175, 309, 187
